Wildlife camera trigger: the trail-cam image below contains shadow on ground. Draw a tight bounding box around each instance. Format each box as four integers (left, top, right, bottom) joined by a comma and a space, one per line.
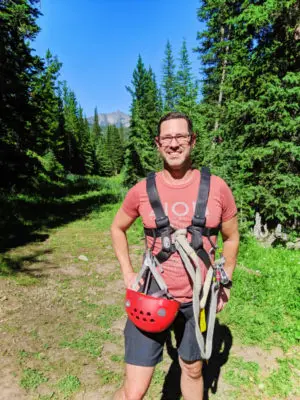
0, 248, 56, 277
0, 192, 118, 253
161, 319, 233, 400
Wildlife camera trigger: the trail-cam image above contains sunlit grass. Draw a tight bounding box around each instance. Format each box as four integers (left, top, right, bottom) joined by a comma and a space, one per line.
219, 236, 299, 349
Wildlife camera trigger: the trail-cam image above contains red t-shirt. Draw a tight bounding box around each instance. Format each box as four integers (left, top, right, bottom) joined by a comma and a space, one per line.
122, 169, 237, 302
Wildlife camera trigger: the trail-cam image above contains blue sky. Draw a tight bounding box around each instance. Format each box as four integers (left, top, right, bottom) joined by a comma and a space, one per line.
33, 0, 204, 117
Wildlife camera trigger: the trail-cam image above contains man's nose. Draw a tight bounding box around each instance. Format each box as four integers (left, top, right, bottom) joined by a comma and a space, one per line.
169, 137, 180, 147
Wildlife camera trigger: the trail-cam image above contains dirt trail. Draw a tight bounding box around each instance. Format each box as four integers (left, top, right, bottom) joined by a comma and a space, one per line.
0, 228, 297, 400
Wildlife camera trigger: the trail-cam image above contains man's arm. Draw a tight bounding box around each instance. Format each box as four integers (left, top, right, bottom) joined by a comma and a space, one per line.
221, 215, 240, 281
215, 215, 239, 311
110, 207, 138, 288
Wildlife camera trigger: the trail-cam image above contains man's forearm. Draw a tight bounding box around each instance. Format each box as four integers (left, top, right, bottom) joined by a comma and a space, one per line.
222, 236, 239, 280
111, 227, 134, 279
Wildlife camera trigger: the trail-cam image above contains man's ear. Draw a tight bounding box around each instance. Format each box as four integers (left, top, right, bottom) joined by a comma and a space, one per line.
155, 136, 160, 148
191, 133, 196, 148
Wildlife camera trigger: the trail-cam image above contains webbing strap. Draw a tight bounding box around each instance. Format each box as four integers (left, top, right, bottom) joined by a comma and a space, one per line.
144, 226, 219, 238
173, 230, 217, 360
193, 166, 210, 227
146, 172, 169, 229
131, 250, 168, 292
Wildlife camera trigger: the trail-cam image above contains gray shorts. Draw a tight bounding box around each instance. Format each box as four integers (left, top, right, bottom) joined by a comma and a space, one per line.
124, 300, 202, 367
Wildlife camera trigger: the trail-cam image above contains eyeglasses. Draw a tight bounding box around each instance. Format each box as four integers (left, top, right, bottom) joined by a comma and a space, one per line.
159, 134, 191, 146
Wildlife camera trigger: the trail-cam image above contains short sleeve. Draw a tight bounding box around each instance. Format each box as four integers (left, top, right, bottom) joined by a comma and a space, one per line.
122, 185, 140, 219
220, 180, 237, 222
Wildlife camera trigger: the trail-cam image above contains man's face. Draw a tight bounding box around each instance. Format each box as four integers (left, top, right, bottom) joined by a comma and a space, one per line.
155, 118, 195, 169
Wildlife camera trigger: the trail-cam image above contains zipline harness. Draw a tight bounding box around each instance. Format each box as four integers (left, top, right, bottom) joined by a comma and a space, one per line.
125, 167, 231, 360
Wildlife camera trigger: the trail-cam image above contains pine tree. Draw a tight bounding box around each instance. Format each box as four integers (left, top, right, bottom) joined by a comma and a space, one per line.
162, 41, 177, 112
30, 49, 63, 155
54, 85, 66, 166
96, 134, 113, 177
175, 39, 199, 117
77, 107, 94, 174
144, 68, 163, 139
0, 0, 42, 189
92, 107, 102, 138
106, 125, 124, 175
124, 56, 161, 185
62, 83, 82, 173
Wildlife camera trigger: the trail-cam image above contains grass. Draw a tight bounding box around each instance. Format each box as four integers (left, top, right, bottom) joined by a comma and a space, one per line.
223, 356, 260, 388
218, 236, 300, 349
264, 358, 292, 397
98, 367, 122, 385
96, 304, 124, 328
60, 330, 117, 357
20, 368, 48, 390
57, 375, 81, 397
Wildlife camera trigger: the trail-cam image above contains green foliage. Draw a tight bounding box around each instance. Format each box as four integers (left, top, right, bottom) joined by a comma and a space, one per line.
0, 0, 42, 190
196, 0, 300, 232
175, 39, 199, 115
20, 368, 48, 390
162, 41, 177, 112
124, 56, 162, 186
106, 125, 125, 174
1, 1, 112, 202
224, 356, 260, 387
60, 330, 117, 357
265, 358, 293, 398
219, 236, 300, 348
98, 368, 122, 385
57, 375, 81, 397
97, 304, 124, 328
39, 150, 65, 179
30, 49, 63, 155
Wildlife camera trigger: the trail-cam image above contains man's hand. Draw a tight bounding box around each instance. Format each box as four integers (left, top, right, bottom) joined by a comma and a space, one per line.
124, 271, 138, 288
216, 286, 231, 313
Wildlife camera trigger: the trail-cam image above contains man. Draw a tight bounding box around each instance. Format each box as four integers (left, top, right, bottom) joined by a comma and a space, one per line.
110, 112, 239, 400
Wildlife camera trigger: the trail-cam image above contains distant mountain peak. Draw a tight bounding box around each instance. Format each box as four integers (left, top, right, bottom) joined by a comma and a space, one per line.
88, 110, 130, 128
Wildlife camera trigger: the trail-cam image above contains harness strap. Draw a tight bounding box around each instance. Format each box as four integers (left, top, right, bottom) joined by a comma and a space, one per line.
173, 229, 217, 360
190, 167, 211, 251
144, 226, 219, 238
146, 172, 174, 261
193, 166, 210, 228
131, 250, 168, 292
146, 172, 169, 229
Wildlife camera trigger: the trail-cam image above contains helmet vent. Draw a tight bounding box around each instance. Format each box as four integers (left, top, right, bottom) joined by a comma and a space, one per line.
157, 308, 166, 317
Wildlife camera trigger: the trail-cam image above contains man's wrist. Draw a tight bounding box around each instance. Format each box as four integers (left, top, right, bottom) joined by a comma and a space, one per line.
221, 279, 232, 289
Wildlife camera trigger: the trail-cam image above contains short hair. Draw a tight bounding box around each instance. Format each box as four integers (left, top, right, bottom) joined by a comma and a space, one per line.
157, 112, 193, 136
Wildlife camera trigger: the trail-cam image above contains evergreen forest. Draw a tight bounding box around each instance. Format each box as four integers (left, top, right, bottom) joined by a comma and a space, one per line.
1, 0, 299, 251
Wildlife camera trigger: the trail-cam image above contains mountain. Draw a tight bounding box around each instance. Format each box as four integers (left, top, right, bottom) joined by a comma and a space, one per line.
87, 110, 130, 128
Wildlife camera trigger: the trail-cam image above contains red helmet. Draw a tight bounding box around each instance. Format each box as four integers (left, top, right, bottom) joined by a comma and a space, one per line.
125, 288, 180, 333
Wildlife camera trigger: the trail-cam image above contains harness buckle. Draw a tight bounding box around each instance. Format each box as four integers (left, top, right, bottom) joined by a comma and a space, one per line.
161, 232, 171, 250
190, 226, 203, 250
155, 216, 170, 229
192, 215, 206, 227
